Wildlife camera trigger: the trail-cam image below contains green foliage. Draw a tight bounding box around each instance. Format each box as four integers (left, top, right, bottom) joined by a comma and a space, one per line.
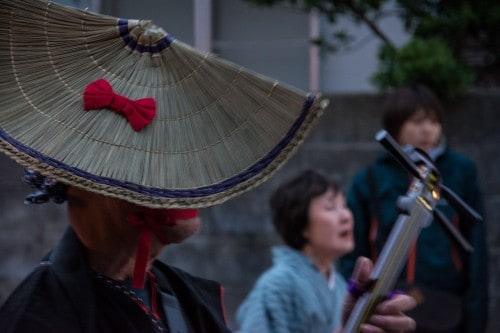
398, 1, 500, 49
245, 0, 500, 98
396, 1, 500, 86
371, 38, 474, 100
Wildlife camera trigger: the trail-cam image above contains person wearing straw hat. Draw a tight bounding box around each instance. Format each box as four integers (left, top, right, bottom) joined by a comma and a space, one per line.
0, 0, 416, 332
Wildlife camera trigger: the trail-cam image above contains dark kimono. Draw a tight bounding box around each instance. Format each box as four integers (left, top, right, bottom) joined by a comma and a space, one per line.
0, 227, 230, 333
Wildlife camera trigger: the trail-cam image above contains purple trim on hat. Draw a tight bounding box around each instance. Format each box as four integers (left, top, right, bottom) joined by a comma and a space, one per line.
118, 18, 174, 54
0, 94, 317, 199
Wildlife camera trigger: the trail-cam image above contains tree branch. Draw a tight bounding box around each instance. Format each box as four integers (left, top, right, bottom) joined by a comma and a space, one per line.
343, 0, 396, 50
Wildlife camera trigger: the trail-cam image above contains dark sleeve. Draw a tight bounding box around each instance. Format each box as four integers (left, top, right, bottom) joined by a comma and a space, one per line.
461, 160, 489, 333
155, 263, 231, 333
0, 267, 81, 333
339, 168, 372, 279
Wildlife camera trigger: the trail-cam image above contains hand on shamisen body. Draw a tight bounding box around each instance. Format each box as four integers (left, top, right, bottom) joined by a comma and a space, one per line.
337, 257, 416, 333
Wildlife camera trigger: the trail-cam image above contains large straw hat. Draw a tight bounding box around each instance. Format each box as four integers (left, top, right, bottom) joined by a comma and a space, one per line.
0, 0, 328, 208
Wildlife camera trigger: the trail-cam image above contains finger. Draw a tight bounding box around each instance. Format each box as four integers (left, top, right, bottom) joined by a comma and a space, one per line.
342, 256, 373, 323
358, 322, 385, 333
365, 313, 416, 332
376, 293, 417, 314
365, 294, 416, 332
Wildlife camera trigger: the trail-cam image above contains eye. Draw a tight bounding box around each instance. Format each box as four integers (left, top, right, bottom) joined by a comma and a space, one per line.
325, 203, 342, 211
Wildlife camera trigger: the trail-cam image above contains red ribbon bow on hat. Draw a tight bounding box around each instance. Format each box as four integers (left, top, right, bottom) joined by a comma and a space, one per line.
83, 78, 156, 131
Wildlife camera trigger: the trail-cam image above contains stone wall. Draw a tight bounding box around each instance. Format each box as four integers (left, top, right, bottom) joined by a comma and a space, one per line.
1, 91, 498, 331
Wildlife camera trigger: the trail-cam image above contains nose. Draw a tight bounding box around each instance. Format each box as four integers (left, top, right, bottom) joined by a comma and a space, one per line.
340, 206, 353, 224
421, 119, 434, 132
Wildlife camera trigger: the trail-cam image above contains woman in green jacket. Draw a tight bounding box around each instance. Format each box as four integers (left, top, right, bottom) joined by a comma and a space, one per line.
340, 85, 489, 333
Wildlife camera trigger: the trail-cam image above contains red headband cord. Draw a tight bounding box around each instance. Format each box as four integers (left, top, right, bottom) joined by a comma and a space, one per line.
127, 209, 199, 288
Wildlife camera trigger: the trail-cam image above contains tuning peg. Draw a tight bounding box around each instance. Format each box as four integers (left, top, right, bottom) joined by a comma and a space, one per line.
441, 185, 482, 223
375, 130, 422, 180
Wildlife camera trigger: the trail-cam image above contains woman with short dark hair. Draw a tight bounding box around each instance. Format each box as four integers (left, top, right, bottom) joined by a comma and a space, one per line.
341, 85, 489, 333
237, 169, 416, 333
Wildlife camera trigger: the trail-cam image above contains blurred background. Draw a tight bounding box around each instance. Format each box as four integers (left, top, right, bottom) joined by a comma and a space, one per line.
1, 0, 499, 331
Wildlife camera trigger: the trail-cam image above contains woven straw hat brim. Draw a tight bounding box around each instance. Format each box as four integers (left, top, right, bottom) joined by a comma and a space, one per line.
0, 0, 328, 208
